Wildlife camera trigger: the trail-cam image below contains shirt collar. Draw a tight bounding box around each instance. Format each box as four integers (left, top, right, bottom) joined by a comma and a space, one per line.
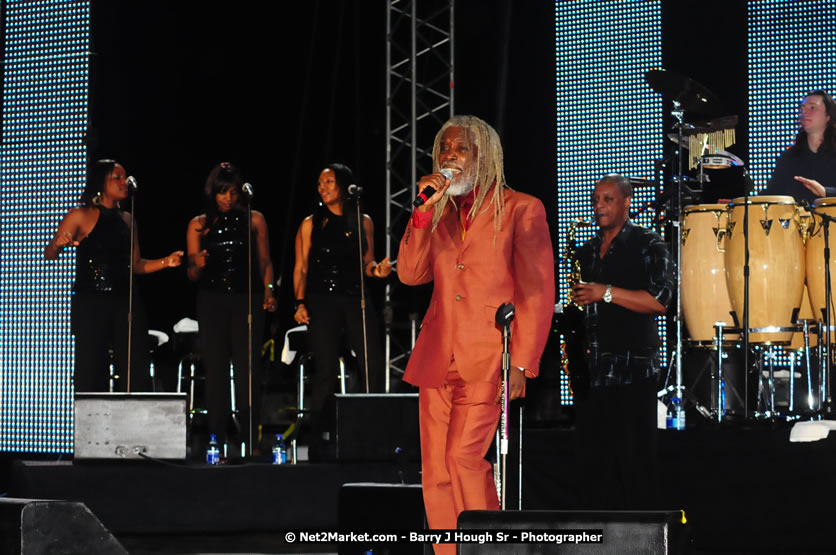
592, 218, 635, 246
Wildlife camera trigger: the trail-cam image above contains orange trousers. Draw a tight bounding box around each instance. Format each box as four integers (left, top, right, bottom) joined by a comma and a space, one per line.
419, 364, 501, 555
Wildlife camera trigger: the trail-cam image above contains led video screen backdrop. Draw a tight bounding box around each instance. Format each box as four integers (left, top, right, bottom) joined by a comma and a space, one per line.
0, 0, 89, 452
555, 0, 664, 403
748, 0, 836, 189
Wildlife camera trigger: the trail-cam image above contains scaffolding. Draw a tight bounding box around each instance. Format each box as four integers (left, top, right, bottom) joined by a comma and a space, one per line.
384, 0, 454, 390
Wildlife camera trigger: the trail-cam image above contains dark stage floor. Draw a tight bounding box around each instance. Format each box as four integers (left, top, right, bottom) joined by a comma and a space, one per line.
3, 424, 836, 554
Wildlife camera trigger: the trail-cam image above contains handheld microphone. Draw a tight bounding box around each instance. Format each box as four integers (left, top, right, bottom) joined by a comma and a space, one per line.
126, 176, 138, 193
348, 183, 363, 196
413, 168, 456, 207
242, 182, 254, 200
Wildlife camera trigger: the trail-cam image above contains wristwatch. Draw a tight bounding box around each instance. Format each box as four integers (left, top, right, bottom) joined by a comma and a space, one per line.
603, 284, 613, 303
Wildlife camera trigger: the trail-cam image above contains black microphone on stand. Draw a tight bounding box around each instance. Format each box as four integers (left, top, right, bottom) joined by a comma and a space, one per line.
495, 302, 516, 327
348, 183, 363, 196
413, 168, 457, 207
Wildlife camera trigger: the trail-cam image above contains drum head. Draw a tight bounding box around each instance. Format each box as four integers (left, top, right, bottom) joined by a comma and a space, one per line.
729, 195, 796, 206
683, 203, 727, 214
813, 197, 836, 208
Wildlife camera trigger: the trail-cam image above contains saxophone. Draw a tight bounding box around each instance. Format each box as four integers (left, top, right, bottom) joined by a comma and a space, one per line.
566, 218, 591, 306
558, 218, 594, 398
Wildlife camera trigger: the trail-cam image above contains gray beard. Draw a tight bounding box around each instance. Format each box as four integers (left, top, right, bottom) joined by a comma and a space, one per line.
447, 177, 476, 197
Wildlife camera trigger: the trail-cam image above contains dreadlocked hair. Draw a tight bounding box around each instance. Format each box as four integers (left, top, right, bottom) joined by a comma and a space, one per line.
429, 115, 510, 238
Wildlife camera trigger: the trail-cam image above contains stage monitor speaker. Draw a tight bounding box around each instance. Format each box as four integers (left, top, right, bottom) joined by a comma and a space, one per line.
0, 497, 127, 555
74, 392, 187, 460
458, 510, 692, 554
335, 393, 419, 462
338, 483, 428, 555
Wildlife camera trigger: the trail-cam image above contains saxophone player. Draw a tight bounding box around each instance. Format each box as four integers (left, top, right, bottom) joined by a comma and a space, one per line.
570, 174, 675, 510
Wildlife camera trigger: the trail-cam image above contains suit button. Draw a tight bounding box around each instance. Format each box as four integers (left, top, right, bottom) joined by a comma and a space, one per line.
455, 295, 462, 301
457, 264, 464, 270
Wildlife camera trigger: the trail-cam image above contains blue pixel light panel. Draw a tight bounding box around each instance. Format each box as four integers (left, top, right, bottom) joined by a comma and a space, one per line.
748, 0, 836, 190
0, 0, 89, 453
555, 1, 664, 403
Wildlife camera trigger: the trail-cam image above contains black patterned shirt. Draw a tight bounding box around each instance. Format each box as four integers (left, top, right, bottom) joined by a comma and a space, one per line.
574, 220, 675, 387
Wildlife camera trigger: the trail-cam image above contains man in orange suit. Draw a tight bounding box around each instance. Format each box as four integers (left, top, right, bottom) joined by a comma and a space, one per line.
398, 115, 555, 553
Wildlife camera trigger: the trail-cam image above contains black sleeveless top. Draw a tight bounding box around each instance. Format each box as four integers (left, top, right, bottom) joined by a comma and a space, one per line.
307, 208, 366, 296
199, 209, 260, 294
74, 207, 131, 295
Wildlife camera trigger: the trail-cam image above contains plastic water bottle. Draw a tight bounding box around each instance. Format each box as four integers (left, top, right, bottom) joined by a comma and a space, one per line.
272, 434, 287, 465
675, 400, 686, 430
666, 397, 686, 430
206, 434, 220, 465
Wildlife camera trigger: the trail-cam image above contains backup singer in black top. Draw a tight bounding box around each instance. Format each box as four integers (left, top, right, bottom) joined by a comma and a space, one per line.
45, 159, 183, 392
571, 174, 674, 510
186, 162, 277, 457
293, 163, 392, 460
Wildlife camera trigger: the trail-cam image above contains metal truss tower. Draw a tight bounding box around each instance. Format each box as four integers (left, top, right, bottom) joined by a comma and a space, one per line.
384, 0, 454, 390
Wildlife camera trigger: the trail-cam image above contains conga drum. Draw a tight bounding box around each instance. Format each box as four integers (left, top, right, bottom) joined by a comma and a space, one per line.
724, 196, 805, 344
805, 197, 836, 343
681, 204, 738, 344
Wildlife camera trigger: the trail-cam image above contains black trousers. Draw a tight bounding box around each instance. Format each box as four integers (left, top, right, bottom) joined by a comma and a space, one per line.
306, 293, 384, 455
196, 289, 265, 454
573, 375, 660, 510
71, 292, 150, 393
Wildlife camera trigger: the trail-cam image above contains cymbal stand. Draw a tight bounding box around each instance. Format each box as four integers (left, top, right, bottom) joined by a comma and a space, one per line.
671, 101, 685, 409
823, 217, 832, 415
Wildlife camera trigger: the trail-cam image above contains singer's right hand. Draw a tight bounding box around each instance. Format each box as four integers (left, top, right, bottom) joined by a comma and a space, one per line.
416, 172, 452, 212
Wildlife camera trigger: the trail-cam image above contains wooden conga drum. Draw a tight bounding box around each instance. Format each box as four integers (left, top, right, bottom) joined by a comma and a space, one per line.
681, 204, 738, 344
724, 196, 805, 344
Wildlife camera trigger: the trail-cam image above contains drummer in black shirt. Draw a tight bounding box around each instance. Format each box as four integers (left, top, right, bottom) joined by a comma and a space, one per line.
762, 90, 836, 203
571, 174, 674, 510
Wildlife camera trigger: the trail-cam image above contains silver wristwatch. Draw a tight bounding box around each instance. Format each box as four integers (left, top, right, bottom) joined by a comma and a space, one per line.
603, 284, 613, 303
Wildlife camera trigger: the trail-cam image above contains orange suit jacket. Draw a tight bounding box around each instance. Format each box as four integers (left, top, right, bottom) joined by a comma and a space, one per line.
398, 188, 555, 388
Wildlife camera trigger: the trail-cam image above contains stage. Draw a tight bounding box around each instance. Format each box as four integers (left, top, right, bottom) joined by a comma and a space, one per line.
4, 424, 836, 554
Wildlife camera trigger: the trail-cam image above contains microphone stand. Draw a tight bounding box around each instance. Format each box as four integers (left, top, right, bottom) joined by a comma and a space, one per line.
126, 191, 136, 393
351, 187, 371, 393
742, 173, 751, 417
244, 186, 254, 456
804, 202, 835, 415
495, 303, 515, 510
